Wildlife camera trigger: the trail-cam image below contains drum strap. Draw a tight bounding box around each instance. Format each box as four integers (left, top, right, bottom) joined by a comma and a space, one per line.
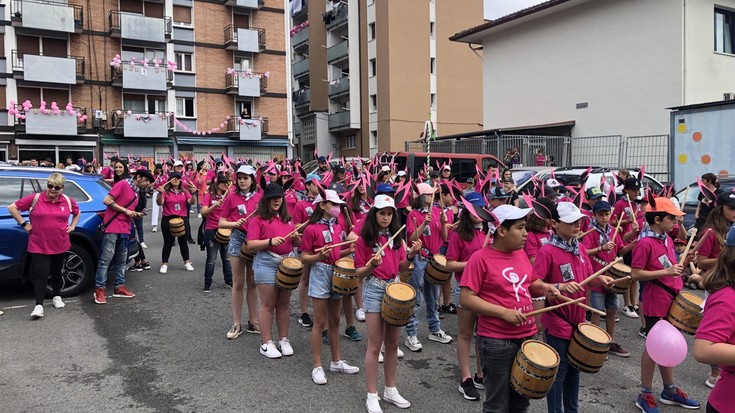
545, 298, 578, 330
102, 198, 137, 229
591, 256, 609, 268
650, 279, 678, 299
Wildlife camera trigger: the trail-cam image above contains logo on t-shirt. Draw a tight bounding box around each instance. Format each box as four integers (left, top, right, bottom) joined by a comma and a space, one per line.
422, 224, 431, 237
237, 204, 246, 215
306, 206, 314, 217
560, 263, 575, 282
174, 203, 181, 211
501, 267, 529, 303
658, 255, 672, 269
322, 230, 332, 243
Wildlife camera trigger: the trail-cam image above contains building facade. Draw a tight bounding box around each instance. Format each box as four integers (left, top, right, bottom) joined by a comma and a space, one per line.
0, 0, 290, 165
289, 0, 483, 161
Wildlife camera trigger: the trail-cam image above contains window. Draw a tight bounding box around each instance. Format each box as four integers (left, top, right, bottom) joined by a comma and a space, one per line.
430, 22, 436, 38
172, 6, 192, 25
430, 93, 436, 110
176, 97, 195, 118
370, 94, 377, 111
175, 52, 193, 72
715, 8, 735, 54
370, 131, 378, 148
0, 178, 31, 207
369, 23, 375, 40
342, 135, 356, 150
369, 58, 376, 77
430, 58, 436, 74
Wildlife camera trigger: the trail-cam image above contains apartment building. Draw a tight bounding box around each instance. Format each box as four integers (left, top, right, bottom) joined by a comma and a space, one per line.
290, 0, 483, 161
0, 0, 290, 165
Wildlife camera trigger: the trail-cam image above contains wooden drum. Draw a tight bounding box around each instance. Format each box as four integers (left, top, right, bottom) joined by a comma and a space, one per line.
667, 291, 704, 335
332, 258, 358, 296
276, 257, 303, 290
240, 242, 255, 264
169, 218, 185, 238
425, 254, 451, 285
510, 340, 560, 399
605, 263, 632, 294
381, 282, 416, 327
398, 264, 414, 284
567, 323, 612, 374
214, 228, 231, 244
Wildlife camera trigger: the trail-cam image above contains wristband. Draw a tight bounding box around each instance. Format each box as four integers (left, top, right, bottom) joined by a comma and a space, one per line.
555, 283, 560, 291
268, 238, 273, 246
20, 221, 28, 228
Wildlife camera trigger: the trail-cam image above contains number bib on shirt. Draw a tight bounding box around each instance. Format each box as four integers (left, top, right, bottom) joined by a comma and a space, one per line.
322, 230, 333, 243
658, 255, 673, 269
560, 263, 575, 282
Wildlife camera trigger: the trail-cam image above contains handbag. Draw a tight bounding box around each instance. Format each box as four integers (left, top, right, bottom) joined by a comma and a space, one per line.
97, 198, 137, 240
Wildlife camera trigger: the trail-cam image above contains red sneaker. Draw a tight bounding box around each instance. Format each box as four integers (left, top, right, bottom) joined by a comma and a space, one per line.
112, 285, 136, 299
94, 287, 106, 304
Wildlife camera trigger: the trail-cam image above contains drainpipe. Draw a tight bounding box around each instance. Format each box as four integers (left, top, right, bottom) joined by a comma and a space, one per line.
284, 0, 295, 157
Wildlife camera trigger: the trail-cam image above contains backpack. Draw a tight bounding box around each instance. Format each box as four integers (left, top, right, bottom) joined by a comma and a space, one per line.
29, 193, 72, 221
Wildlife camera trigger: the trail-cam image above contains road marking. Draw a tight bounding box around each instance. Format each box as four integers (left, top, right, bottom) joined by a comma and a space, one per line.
1, 299, 80, 311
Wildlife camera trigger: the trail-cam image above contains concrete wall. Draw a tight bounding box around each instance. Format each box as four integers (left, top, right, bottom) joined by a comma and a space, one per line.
121, 13, 166, 44
23, 55, 76, 84
123, 115, 170, 138
22, 1, 75, 33
25, 111, 78, 135
122, 63, 167, 91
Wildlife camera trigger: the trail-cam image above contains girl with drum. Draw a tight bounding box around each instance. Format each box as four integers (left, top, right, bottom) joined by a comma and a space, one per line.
300, 190, 360, 385
219, 165, 262, 339
201, 174, 233, 292
611, 177, 642, 319
355, 194, 421, 413
293, 174, 321, 329
156, 171, 196, 274
693, 222, 735, 413
437, 184, 457, 316
444, 192, 490, 401
247, 183, 301, 359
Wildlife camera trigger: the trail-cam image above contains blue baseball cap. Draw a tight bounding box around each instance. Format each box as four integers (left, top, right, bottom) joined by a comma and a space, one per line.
586, 187, 605, 200
592, 200, 612, 213
376, 183, 395, 194
464, 191, 487, 207
305, 173, 321, 183
727, 223, 735, 247
318, 156, 327, 162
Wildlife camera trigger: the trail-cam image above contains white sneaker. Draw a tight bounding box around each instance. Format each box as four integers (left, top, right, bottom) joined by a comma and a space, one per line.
383, 387, 411, 409
279, 337, 294, 356
621, 306, 639, 319
52, 296, 65, 309
184, 262, 194, 271
159, 264, 168, 274
260, 340, 282, 359
355, 307, 366, 322
380, 343, 404, 358
405, 336, 423, 352
366, 393, 383, 413
151, 226, 157, 233
30, 305, 44, 319
197, 213, 202, 219
330, 360, 360, 374
312, 367, 327, 385
140, 242, 148, 249
428, 329, 453, 344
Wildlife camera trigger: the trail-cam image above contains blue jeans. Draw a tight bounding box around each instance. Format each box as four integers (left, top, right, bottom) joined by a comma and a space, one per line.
95, 233, 129, 289
204, 229, 232, 286
545, 332, 580, 413
133, 217, 144, 243
406, 255, 441, 336
477, 336, 531, 413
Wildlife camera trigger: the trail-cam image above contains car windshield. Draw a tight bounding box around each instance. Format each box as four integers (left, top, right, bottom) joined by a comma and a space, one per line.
512, 170, 537, 186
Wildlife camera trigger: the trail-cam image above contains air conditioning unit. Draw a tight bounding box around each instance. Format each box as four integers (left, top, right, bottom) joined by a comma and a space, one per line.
723, 92, 735, 101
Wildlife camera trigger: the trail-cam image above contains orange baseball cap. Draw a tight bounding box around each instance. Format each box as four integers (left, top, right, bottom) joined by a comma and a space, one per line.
645, 197, 684, 216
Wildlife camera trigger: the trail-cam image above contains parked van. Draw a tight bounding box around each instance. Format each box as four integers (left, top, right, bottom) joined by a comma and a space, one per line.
384, 152, 506, 182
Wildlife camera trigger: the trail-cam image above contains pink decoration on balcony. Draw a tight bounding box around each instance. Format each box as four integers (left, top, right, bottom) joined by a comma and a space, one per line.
53, 109, 60, 115
135, 115, 141, 120
127, 110, 133, 116
18, 115, 26, 120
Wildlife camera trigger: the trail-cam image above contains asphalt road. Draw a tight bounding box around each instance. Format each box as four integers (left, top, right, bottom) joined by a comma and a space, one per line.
0, 217, 714, 413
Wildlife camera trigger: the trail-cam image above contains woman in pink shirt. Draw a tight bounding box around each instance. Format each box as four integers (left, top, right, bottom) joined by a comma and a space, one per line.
694, 223, 735, 413
348, 183, 371, 224
247, 183, 301, 359
8, 172, 80, 319
156, 171, 196, 273
201, 174, 232, 292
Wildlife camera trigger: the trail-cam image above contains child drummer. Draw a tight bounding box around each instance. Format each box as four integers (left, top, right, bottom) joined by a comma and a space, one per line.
460, 204, 560, 413
632, 197, 700, 412
533, 202, 613, 413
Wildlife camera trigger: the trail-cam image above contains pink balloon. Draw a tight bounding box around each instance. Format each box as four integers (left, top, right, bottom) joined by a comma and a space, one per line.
645, 320, 688, 367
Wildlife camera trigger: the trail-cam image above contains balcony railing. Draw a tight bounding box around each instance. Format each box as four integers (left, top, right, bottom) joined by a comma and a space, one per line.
112, 110, 173, 138
328, 110, 352, 130
292, 27, 309, 50
224, 25, 266, 52
225, 71, 267, 97
292, 58, 309, 78
328, 76, 349, 98
14, 105, 87, 135
11, 50, 85, 84
327, 40, 349, 64
110, 62, 172, 93
294, 88, 310, 108
10, 0, 83, 33
326, 8, 348, 31
228, 115, 269, 140
109, 11, 172, 43
224, 0, 264, 8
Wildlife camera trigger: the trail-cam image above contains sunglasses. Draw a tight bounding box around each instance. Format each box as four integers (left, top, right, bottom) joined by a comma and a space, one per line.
47, 184, 64, 190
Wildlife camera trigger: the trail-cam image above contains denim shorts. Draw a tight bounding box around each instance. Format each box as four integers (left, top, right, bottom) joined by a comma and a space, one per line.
308, 262, 341, 300
362, 276, 393, 313
590, 291, 619, 311
253, 250, 283, 285
227, 229, 247, 257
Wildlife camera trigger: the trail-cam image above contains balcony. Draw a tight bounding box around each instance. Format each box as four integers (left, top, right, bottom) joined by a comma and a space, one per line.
15, 106, 86, 136
12, 50, 85, 84
111, 63, 171, 94
109, 11, 172, 44
328, 76, 349, 99
328, 110, 353, 131
225, 72, 266, 97
326, 8, 348, 31
292, 0, 307, 19
229, 116, 269, 141
292, 58, 309, 79
294, 89, 310, 109
327, 40, 349, 65
292, 27, 309, 51
10, 0, 83, 34
224, 25, 266, 53
112, 111, 172, 138
224, 0, 264, 8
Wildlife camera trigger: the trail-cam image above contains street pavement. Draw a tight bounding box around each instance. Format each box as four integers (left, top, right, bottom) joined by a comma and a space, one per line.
0, 217, 714, 412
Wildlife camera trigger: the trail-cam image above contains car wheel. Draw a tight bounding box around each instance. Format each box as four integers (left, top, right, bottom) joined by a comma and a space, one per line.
47, 244, 94, 298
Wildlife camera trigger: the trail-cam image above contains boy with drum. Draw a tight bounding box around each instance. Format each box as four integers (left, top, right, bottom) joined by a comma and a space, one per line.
632, 197, 699, 412
460, 204, 560, 413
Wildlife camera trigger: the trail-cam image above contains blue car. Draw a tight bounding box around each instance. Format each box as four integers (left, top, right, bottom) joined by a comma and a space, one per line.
0, 166, 137, 297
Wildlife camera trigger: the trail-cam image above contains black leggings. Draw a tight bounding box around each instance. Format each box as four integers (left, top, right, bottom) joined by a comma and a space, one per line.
30, 253, 64, 305
161, 216, 190, 263
707, 402, 719, 413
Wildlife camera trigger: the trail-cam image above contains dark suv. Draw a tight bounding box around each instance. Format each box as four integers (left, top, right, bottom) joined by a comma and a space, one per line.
0, 167, 112, 296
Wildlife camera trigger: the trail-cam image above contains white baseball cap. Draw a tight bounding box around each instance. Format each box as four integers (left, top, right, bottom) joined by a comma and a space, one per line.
556, 202, 585, 223
381, 165, 391, 172
173, 160, 184, 167
442, 165, 451, 171
236, 165, 256, 175
487, 205, 532, 234
373, 194, 396, 210
313, 189, 345, 205
546, 178, 562, 188
396, 170, 406, 177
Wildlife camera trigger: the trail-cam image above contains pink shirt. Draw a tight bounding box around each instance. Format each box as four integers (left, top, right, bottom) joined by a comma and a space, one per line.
445, 229, 485, 283
301, 222, 344, 265
202, 192, 226, 231
697, 228, 722, 259
354, 233, 406, 281
220, 191, 262, 231
406, 206, 445, 256
292, 198, 316, 225
631, 236, 682, 318
612, 198, 640, 236
100, 166, 113, 179
580, 209, 593, 232
581, 224, 626, 292
246, 216, 296, 255
161, 189, 191, 217
103, 180, 137, 234
695, 286, 735, 412
15, 193, 79, 255
534, 242, 593, 340
461, 246, 537, 339
284, 190, 299, 214
524, 230, 551, 261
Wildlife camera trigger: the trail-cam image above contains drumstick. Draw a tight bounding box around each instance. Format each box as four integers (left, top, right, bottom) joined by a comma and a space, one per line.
555, 294, 606, 317
285, 222, 308, 239
576, 228, 596, 240
680, 186, 690, 212
523, 297, 585, 318
482, 228, 492, 248
315, 239, 357, 253
627, 196, 635, 218
579, 256, 623, 287
691, 228, 712, 255
374, 225, 406, 257
678, 227, 698, 266
234, 210, 257, 229
610, 218, 624, 243
606, 275, 632, 286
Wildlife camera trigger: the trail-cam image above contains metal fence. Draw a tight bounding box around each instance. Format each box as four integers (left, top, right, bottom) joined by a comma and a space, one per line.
569, 135, 623, 168
624, 134, 671, 183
